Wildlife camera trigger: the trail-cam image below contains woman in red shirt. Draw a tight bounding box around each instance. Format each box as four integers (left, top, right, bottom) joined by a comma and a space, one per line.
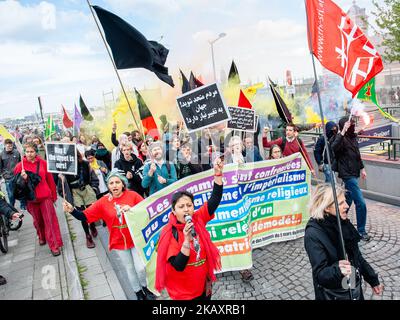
63, 170, 155, 300
14, 142, 63, 256
155, 157, 224, 300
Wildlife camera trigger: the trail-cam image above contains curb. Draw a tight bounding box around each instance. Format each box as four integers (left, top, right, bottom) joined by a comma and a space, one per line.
56, 198, 85, 300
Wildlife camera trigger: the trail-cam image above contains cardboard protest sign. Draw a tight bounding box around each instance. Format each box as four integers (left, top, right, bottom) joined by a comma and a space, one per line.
176, 83, 231, 132
125, 153, 311, 296
227, 106, 256, 132
45, 142, 77, 175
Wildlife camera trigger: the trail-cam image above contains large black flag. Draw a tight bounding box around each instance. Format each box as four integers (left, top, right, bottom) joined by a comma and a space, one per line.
180, 69, 191, 94
269, 78, 293, 124
92, 5, 174, 87
228, 60, 240, 85
79, 95, 94, 121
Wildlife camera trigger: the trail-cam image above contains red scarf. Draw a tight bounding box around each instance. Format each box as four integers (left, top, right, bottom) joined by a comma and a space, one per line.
155, 211, 221, 293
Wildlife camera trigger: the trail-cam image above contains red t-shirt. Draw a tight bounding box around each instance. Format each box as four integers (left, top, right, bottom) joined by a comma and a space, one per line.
84, 190, 143, 251
165, 204, 215, 300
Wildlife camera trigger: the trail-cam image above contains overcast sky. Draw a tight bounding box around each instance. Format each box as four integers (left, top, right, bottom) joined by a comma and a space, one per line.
0, 0, 378, 119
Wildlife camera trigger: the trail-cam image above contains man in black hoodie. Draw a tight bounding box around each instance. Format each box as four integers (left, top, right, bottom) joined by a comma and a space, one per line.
331, 117, 370, 241
114, 143, 146, 197
313, 121, 338, 183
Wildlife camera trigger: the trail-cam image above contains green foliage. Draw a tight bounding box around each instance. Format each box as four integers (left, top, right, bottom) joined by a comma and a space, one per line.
372, 0, 400, 63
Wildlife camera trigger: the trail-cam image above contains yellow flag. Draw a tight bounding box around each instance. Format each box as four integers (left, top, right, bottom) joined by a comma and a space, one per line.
112, 92, 137, 119
0, 125, 15, 141
243, 82, 264, 99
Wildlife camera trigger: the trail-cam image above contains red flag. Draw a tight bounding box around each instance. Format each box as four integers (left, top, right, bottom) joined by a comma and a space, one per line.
62, 105, 73, 128
306, 0, 383, 97
134, 89, 160, 140
237, 89, 252, 109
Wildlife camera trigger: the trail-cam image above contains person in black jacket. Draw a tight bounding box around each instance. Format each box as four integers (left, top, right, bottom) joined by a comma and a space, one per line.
114, 142, 146, 197
175, 143, 203, 180
313, 121, 338, 183
0, 139, 24, 209
331, 117, 370, 241
304, 183, 383, 300
95, 141, 112, 171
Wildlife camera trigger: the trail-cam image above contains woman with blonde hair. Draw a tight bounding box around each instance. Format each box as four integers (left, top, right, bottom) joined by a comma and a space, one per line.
304, 183, 383, 300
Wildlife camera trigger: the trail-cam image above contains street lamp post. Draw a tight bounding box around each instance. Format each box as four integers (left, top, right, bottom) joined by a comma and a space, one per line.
209, 32, 226, 82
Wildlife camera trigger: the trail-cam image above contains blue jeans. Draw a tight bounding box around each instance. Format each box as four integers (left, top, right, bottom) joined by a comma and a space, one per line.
5, 180, 15, 207
5, 179, 26, 210
343, 177, 367, 235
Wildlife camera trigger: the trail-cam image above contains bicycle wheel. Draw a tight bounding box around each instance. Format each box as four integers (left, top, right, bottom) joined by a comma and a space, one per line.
0, 216, 8, 253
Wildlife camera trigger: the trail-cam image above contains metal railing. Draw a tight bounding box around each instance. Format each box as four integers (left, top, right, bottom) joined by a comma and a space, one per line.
299, 131, 400, 161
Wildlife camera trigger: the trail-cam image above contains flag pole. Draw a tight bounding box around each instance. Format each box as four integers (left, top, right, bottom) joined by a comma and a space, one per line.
86, 0, 142, 136
37, 97, 45, 130
268, 79, 314, 173
304, 0, 349, 277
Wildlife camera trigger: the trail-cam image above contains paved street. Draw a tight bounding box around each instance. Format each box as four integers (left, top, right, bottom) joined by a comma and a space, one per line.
213, 198, 400, 300
1, 194, 399, 300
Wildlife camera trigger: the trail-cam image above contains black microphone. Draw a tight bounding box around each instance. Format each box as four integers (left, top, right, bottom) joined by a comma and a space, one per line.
184, 215, 197, 237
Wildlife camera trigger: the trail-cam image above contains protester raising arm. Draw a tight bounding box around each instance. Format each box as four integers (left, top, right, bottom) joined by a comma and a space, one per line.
111, 122, 118, 147
262, 127, 283, 148
167, 158, 224, 272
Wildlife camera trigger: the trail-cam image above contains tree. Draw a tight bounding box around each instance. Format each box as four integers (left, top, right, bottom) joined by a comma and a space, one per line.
371, 0, 400, 63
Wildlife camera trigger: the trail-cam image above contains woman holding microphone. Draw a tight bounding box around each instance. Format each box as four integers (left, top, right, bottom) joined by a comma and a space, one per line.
155, 157, 224, 300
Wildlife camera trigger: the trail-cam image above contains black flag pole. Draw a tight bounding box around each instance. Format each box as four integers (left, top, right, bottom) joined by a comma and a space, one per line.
86, 0, 142, 136
304, 1, 351, 295
37, 96, 45, 129
267, 77, 314, 173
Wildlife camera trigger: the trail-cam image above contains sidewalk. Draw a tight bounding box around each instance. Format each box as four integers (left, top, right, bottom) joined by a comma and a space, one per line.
0, 197, 125, 300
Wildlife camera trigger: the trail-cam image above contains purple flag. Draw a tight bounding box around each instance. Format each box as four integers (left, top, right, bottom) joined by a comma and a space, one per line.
74, 104, 83, 135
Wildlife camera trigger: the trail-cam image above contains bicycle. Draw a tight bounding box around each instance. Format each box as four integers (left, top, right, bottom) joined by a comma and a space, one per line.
0, 213, 24, 254
0, 190, 24, 254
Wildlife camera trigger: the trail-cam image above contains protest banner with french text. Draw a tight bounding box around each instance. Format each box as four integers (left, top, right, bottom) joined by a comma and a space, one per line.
124, 152, 310, 296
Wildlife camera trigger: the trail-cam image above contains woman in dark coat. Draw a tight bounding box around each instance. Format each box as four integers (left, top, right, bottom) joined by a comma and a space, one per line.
304, 183, 383, 300
95, 141, 112, 171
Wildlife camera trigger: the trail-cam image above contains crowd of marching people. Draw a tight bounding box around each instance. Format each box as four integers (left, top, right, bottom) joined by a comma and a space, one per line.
0, 116, 384, 300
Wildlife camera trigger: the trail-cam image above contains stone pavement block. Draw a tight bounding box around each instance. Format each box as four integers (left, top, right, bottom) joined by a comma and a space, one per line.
46, 295, 62, 300
34, 286, 62, 300
12, 251, 35, 263
0, 258, 12, 270
4, 287, 33, 300
86, 283, 112, 300
75, 247, 98, 260
79, 256, 101, 268
98, 295, 114, 300
6, 275, 33, 291
85, 273, 108, 289
12, 244, 35, 255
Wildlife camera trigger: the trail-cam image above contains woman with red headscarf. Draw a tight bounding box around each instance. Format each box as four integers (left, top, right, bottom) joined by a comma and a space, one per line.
155, 157, 224, 300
